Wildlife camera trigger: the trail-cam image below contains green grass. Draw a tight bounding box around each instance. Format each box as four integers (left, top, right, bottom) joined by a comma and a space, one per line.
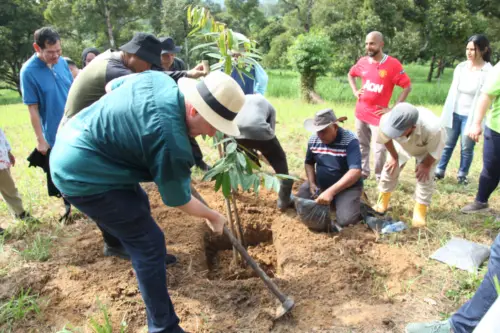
267, 63, 452, 105
88, 300, 127, 333
0, 89, 22, 106
14, 233, 53, 262
0, 288, 40, 328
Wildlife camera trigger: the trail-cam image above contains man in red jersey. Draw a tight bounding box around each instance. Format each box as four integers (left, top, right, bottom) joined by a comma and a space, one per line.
348, 31, 412, 181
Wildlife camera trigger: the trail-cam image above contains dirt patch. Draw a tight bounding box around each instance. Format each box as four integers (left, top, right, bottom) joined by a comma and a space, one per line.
0, 181, 435, 332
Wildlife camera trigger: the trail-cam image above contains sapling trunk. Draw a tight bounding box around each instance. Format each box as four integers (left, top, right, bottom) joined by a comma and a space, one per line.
231, 190, 246, 249
217, 143, 241, 265
224, 198, 240, 265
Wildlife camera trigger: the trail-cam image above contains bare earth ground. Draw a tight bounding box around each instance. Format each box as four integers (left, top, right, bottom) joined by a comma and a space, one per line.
1, 179, 484, 333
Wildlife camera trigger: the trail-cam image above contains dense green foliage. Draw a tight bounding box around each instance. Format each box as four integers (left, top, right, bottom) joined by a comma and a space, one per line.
1, 0, 498, 96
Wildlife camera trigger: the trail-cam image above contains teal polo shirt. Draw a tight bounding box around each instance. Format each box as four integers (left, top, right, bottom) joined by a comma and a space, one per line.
50, 71, 194, 207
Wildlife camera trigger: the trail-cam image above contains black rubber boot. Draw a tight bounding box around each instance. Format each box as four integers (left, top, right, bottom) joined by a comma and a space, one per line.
277, 179, 294, 211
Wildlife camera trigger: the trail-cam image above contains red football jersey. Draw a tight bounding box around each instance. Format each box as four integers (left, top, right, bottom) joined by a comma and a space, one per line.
349, 55, 411, 126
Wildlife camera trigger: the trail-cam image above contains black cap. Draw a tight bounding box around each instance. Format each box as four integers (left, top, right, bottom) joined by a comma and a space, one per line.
159, 37, 182, 55
120, 33, 162, 68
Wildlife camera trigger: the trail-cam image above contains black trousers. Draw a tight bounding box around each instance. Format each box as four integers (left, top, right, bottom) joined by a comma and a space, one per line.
236, 137, 289, 175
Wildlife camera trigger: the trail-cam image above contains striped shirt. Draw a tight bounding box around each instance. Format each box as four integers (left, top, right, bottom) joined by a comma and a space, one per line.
305, 127, 362, 190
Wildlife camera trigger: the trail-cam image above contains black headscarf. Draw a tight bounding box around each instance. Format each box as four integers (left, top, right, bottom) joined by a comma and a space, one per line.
81, 47, 100, 68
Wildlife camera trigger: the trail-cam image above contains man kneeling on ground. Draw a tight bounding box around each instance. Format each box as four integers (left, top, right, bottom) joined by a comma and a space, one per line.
373, 103, 446, 227
297, 109, 363, 227
234, 94, 294, 211
50, 71, 245, 333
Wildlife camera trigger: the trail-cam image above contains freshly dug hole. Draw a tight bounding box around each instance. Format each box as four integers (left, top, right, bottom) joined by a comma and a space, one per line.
204, 222, 277, 280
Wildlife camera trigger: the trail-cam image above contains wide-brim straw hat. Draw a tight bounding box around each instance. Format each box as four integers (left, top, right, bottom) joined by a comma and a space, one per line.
178, 71, 245, 137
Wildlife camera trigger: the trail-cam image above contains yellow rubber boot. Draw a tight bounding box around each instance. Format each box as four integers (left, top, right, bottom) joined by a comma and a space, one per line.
412, 202, 428, 228
374, 192, 391, 213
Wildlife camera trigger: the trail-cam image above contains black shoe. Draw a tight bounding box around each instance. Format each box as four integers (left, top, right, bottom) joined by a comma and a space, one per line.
196, 160, 211, 172
0, 227, 4, 236
434, 172, 444, 180
103, 244, 178, 267
16, 211, 37, 223
103, 243, 130, 260
165, 253, 178, 267
457, 176, 469, 185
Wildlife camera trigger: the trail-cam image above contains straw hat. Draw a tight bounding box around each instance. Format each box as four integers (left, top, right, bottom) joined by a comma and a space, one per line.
178, 71, 245, 136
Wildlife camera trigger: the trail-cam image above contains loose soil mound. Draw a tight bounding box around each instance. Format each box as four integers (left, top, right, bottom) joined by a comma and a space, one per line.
0, 181, 433, 332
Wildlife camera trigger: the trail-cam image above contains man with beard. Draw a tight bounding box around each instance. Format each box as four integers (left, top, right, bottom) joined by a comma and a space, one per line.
347, 31, 412, 181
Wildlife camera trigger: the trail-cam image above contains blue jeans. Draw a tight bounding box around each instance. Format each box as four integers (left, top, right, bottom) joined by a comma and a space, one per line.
476, 126, 500, 204
65, 186, 184, 333
436, 113, 476, 177
450, 233, 500, 332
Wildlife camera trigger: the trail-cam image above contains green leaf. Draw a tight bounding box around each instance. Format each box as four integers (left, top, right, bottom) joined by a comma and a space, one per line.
202, 163, 225, 181
222, 172, 231, 198
212, 137, 233, 147
204, 53, 223, 59
227, 29, 234, 51
263, 174, 273, 190
275, 174, 300, 181
187, 5, 192, 25
226, 142, 237, 154
224, 56, 232, 74
214, 173, 223, 192
239, 174, 251, 191
272, 177, 281, 193
236, 152, 247, 168
219, 32, 227, 56
229, 168, 239, 191
189, 41, 217, 53
253, 175, 261, 195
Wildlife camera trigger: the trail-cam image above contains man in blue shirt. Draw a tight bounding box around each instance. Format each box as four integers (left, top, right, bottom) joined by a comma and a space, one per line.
20, 27, 73, 153
50, 70, 245, 333
297, 109, 363, 227
230, 49, 268, 95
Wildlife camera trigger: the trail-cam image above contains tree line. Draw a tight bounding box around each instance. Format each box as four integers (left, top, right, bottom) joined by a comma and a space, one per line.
2, 0, 500, 95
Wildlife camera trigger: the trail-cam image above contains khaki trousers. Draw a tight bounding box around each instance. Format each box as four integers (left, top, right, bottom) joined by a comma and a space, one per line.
0, 168, 24, 216
378, 159, 437, 206
355, 118, 387, 180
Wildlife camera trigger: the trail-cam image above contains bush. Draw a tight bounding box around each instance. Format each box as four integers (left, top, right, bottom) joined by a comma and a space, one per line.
287, 31, 332, 102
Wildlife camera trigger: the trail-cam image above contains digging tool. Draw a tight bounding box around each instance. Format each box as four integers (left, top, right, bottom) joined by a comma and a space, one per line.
190, 184, 295, 319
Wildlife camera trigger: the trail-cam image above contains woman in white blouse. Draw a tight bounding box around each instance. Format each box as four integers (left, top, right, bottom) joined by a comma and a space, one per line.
436, 35, 493, 184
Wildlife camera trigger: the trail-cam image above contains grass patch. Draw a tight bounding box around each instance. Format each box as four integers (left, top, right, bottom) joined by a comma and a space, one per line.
88, 300, 128, 333
445, 267, 486, 305
14, 233, 52, 262
267, 63, 452, 105
0, 288, 40, 328
0, 89, 21, 105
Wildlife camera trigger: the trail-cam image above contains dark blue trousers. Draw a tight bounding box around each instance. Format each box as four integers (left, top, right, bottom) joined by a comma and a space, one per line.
65, 186, 184, 333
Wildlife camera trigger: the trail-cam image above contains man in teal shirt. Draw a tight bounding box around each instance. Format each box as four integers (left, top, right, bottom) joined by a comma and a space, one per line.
50, 70, 245, 333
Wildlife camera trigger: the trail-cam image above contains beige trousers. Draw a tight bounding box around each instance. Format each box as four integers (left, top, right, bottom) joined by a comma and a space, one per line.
378, 159, 437, 206
0, 168, 25, 216
355, 118, 387, 180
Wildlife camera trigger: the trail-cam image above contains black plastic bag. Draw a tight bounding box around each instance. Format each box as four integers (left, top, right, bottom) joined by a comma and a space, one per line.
294, 197, 337, 232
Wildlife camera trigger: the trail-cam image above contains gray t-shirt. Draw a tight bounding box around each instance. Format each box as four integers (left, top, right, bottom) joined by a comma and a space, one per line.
234, 95, 276, 141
